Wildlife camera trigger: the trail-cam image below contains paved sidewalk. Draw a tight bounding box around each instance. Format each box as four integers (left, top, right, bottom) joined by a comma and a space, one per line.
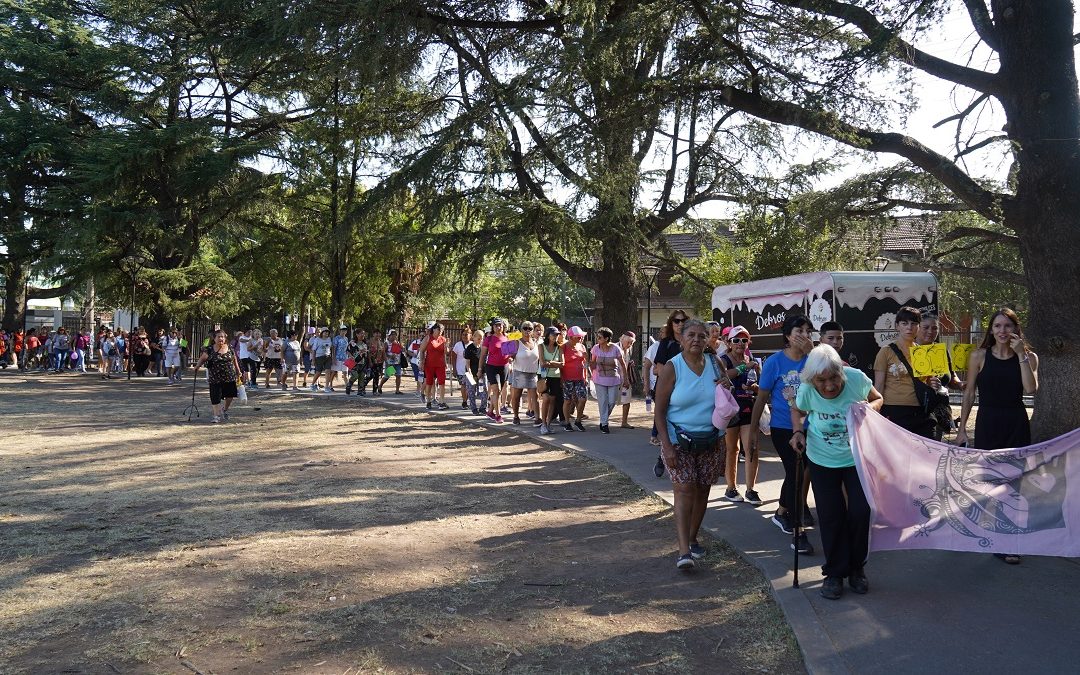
64, 372, 1080, 673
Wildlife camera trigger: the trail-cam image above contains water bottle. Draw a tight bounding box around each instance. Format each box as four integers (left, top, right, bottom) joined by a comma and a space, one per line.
645, 395, 653, 413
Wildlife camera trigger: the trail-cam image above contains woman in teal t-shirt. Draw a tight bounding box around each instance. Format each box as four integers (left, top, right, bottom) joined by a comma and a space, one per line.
791, 345, 883, 601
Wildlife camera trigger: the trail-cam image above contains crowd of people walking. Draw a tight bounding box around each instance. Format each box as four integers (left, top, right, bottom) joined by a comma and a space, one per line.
0, 304, 1038, 595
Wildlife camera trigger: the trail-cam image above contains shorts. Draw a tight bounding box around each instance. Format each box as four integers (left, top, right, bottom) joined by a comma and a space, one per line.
665, 443, 724, 486
164, 354, 181, 368
542, 376, 561, 397
423, 362, 446, 385
284, 361, 300, 373
265, 358, 282, 372
209, 380, 239, 405
726, 397, 755, 428
410, 362, 421, 379
314, 355, 331, 372
484, 363, 507, 385
511, 370, 537, 390
331, 361, 348, 373
562, 379, 588, 401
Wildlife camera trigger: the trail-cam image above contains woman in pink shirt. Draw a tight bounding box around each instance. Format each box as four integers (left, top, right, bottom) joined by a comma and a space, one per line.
478, 318, 510, 423
590, 326, 628, 433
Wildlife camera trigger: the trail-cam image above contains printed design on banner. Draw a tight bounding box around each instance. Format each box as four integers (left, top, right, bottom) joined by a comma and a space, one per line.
914, 448, 1067, 546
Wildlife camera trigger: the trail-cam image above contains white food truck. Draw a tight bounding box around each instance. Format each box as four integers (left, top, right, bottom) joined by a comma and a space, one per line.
711, 271, 938, 376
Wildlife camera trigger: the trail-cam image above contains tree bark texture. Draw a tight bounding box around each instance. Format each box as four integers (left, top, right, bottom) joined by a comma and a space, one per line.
994, 0, 1080, 439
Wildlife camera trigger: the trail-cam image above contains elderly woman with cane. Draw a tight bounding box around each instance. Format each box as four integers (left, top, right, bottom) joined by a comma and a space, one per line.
790, 344, 883, 599
654, 319, 730, 570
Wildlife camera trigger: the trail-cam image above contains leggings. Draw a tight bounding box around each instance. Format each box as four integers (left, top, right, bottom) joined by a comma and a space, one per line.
771, 427, 798, 515
245, 357, 261, 382
594, 383, 620, 425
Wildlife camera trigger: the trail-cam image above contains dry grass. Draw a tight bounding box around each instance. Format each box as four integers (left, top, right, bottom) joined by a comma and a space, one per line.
0, 371, 804, 674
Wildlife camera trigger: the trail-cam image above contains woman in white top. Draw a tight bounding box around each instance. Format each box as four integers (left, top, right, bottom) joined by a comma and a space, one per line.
509, 321, 541, 425
452, 328, 471, 409
263, 329, 284, 388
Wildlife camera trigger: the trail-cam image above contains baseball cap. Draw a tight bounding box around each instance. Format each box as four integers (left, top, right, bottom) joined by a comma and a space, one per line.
728, 325, 750, 339
567, 326, 586, 338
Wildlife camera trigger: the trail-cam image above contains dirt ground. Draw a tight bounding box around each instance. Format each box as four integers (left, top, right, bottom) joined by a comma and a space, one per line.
0, 370, 804, 674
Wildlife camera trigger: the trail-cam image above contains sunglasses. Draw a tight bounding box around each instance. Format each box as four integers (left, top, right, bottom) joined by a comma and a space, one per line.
671, 317, 686, 324
730, 337, 750, 344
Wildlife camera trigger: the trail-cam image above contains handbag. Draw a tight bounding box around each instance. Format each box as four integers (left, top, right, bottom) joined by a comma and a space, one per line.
889, 344, 952, 430
709, 355, 740, 429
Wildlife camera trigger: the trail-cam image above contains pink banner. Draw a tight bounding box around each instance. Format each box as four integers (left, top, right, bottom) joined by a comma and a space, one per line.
848, 404, 1080, 557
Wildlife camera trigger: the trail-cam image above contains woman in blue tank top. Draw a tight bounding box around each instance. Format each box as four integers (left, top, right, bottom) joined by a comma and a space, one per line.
654, 319, 728, 570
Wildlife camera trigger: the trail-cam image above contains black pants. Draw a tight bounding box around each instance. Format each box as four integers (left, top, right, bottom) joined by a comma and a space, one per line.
807, 457, 870, 579
771, 427, 798, 515
245, 357, 261, 382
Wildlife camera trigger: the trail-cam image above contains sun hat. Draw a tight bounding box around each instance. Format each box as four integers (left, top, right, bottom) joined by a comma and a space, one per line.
567, 325, 586, 338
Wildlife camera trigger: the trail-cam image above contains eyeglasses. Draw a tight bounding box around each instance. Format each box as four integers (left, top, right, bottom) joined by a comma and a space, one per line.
730, 337, 750, 344
671, 317, 686, 324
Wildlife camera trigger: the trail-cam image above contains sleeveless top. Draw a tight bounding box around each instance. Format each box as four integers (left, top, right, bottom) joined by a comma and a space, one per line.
512, 340, 540, 374
666, 354, 716, 437
206, 348, 238, 384
540, 344, 561, 378
976, 351, 1024, 409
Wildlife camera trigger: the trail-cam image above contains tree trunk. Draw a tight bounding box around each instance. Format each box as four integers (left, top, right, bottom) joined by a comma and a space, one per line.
2, 263, 28, 331
593, 240, 640, 336
995, 0, 1080, 440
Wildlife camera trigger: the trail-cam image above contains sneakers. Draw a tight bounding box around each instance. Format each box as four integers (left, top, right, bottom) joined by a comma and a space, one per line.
436, 401, 449, 410
222, 412, 229, 421
471, 407, 480, 415
573, 421, 586, 432
676, 553, 695, 570
771, 510, 794, 535
461, 401, 469, 410
526, 410, 534, 418
564, 423, 574, 432
744, 489, 763, 506
486, 410, 497, 421
792, 533, 814, 555
310, 384, 319, 392
653, 455, 665, 478
599, 424, 610, 433
501, 405, 512, 414
848, 569, 869, 594
820, 576, 843, 600
426, 401, 433, 410
722, 488, 744, 503
495, 414, 504, 423
345, 388, 352, 395
539, 423, 550, 434
513, 416, 521, 425
689, 542, 706, 560
212, 416, 221, 424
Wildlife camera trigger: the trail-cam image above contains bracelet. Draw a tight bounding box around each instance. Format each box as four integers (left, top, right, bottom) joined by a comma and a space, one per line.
792, 430, 805, 436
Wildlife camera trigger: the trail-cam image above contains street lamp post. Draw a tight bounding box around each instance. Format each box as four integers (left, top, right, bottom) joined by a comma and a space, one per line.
640, 264, 661, 368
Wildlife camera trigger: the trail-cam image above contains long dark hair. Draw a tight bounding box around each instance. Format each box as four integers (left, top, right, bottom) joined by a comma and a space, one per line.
663, 309, 688, 343
979, 307, 1027, 350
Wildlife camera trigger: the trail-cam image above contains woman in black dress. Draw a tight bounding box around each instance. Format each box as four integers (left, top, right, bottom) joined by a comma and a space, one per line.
956, 307, 1039, 563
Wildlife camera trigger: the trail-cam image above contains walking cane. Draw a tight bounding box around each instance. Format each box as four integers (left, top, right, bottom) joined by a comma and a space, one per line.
793, 447, 803, 588
184, 366, 200, 421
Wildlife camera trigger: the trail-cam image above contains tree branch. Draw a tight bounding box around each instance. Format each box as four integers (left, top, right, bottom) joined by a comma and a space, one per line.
769, 0, 1000, 94
715, 85, 1005, 221
962, 0, 1000, 51
936, 225, 1018, 246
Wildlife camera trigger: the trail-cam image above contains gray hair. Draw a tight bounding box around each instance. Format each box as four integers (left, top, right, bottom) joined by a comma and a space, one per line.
800, 344, 845, 384
681, 318, 708, 336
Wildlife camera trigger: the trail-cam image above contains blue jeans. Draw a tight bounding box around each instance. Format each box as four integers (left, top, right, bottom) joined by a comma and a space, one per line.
54, 350, 69, 370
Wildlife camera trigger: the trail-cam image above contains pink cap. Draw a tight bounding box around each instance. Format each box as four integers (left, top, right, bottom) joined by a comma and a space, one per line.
567, 326, 586, 338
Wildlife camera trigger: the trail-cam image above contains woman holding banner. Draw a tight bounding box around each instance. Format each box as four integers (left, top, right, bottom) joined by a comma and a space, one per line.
956, 308, 1039, 564
791, 344, 883, 599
